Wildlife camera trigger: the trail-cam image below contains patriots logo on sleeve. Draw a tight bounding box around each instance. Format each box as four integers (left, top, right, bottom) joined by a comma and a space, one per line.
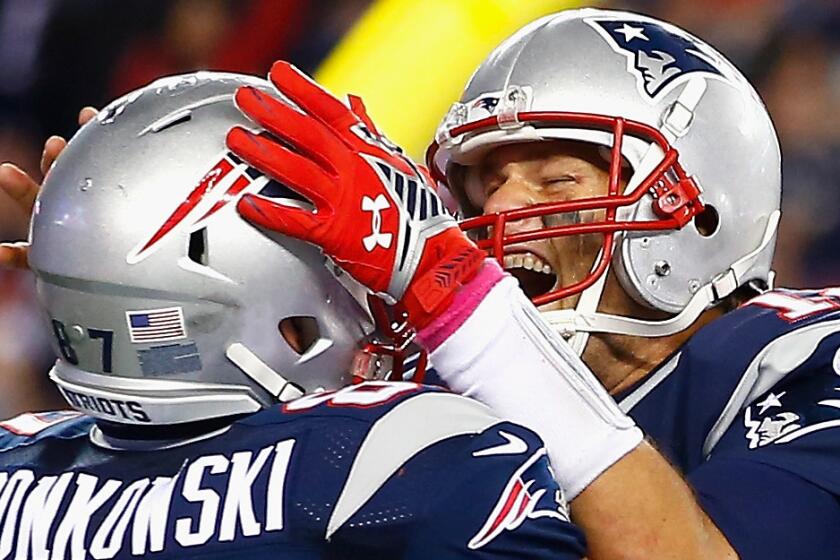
468, 447, 568, 550
743, 361, 840, 449
585, 17, 731, 101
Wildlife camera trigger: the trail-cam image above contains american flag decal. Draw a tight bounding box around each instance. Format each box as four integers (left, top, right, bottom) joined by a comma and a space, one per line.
126, 307, 187, 344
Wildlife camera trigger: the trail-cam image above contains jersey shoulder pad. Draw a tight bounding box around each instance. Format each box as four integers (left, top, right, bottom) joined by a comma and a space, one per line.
710, 356, 840, 496
0, 411, 90, 452
692, 288, 840, 366
618, 288, 840, 464
336, 421, 582, 557
237, 381, 504, 535
310, 386, 502, 538
713, 288, 840, 390
690, 288, 840, 455
671, 288, 840, 397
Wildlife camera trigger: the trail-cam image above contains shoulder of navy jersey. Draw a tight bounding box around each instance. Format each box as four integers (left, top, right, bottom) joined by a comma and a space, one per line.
619, 287, 840, 474
264, 382, 506, 537
330, 420, 584, 558
0, 382, 587, 559
248, 381, 583, 556
237, 380, 447, 427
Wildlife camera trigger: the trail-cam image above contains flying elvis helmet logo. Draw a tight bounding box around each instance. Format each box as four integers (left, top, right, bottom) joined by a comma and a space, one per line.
472, 96, 500, 113
585, 17, 732, 102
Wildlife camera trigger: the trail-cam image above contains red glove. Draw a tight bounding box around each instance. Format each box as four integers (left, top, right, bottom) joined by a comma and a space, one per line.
229, 61, 484, 329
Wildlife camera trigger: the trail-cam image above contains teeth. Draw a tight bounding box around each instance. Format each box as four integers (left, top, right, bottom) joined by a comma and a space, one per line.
503, 253, 554, 276
523, 255, 535, 271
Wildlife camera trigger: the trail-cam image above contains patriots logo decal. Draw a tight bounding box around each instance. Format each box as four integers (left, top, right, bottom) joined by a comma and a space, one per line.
472, 96, 500, 114
468, 447, 568, 550
586, 18, 729, 101
743, 370, 840, 449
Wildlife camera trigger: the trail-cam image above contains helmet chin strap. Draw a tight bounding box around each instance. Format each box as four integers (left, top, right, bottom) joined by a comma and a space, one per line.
552, 257, 611, 354
542, 210, 780, 341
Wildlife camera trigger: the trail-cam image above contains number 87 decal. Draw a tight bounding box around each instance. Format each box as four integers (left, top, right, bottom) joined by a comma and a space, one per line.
50, 319, 114, 373
747, 287, 840, 322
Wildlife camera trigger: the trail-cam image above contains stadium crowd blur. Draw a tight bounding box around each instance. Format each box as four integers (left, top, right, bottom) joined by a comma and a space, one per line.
0, 0, 838, 418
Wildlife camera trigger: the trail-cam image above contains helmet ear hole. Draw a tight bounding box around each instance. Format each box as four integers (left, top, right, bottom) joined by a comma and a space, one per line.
278, 316, 320, 355
188, 228, 208, 265
694, 205, 719, 237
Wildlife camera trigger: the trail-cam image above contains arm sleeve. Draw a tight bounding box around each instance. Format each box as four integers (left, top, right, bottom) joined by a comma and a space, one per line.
689, 457, 840, 560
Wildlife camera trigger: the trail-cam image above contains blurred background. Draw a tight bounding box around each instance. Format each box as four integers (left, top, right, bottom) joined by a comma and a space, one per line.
0, 0, 838, 417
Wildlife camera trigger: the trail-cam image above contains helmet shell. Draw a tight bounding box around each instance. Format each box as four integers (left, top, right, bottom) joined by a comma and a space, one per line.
30, 72, 374, 424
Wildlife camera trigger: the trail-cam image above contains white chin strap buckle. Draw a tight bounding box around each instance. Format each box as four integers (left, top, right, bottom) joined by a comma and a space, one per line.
541, 308, 591, 355
545, 309, 579, 339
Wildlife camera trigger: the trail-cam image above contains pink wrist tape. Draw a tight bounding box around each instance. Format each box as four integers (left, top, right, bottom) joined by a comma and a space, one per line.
416, 259, 506, 352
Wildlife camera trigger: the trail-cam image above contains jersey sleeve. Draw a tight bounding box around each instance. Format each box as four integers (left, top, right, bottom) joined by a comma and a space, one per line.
336, 421, 586, 559
689, 456, 840, 559
689, 350, 840, 559
0, 411, 88, 452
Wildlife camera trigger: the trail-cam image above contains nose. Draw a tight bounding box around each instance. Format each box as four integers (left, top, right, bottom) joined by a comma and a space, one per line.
483, 176, 534, 215
482, 177, 545, 238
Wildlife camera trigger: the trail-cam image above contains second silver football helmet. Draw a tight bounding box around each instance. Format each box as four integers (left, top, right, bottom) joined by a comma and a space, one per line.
30, 72, 377, 426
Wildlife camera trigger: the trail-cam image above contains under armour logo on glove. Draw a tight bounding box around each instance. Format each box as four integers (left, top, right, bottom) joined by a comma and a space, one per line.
361, 194, 392, 251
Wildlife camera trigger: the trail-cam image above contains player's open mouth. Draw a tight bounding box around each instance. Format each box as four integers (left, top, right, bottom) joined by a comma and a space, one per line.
503, 252, 557, 300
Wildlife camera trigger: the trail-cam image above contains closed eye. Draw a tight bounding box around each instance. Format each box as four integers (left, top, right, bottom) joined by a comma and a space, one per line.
543, 175, 576, 184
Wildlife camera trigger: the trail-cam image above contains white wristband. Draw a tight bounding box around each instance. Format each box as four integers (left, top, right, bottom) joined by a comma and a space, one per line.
428, 277, 643, 499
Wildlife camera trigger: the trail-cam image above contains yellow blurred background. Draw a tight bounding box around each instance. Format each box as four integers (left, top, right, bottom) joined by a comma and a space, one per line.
317, 0, 589, 158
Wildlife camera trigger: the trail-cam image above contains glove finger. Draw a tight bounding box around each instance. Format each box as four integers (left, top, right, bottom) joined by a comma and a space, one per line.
237, 194, 322, 244
267, 61, 358, 132
234, 86, 343, 173
227, 127, 334, 211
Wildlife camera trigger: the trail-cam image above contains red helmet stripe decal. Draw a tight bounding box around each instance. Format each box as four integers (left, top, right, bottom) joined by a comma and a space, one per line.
136, 157, 235, 256
194, 173, 253, 225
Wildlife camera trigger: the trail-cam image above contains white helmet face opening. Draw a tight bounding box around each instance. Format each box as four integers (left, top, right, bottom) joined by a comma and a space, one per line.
428, 9, 781, 345
29, 72, 377, 425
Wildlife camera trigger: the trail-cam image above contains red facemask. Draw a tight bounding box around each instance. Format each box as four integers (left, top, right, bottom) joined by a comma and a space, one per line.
428, 112, 706, 306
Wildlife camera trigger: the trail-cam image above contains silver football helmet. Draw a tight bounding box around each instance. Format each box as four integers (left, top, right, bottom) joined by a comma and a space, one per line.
29, 72, 377, 427
428, 8, 781, 353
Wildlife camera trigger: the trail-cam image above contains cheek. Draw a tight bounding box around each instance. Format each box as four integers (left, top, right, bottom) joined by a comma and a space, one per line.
546, 227, 607, 280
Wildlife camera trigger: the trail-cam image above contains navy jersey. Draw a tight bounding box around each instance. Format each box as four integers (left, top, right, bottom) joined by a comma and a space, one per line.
617, 288, 840, 559
0, 382, 585, 559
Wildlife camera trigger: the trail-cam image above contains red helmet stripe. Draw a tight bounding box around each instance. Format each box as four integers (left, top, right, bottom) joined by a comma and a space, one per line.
135, 157, 236, 257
